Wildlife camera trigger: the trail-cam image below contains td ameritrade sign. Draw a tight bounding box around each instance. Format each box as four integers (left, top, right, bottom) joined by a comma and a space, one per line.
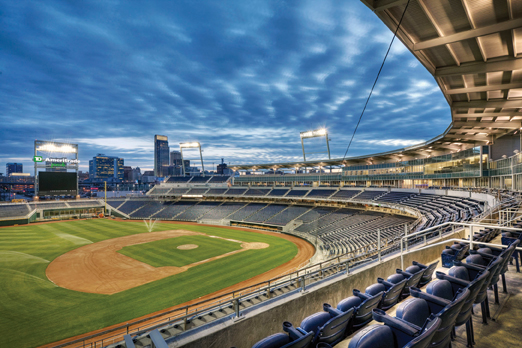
33, 157, 80, 164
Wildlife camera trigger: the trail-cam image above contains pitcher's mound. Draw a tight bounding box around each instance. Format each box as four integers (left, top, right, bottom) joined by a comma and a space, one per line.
177, 244, 199, 250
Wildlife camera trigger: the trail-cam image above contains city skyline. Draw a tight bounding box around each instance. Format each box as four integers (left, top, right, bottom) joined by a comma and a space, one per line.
1, 1, 450, 172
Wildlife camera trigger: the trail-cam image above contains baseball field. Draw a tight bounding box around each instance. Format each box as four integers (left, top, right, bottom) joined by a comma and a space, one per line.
0, 219, 311, 348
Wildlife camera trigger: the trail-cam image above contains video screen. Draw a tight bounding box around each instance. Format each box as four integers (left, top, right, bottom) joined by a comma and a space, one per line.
38, 172, 77, 196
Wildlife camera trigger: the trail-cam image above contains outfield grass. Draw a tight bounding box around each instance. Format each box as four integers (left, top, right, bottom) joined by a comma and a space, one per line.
118, 235, 242, 267
0, 220, 298, 348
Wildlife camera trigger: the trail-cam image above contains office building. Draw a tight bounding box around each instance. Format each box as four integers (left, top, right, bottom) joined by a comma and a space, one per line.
6, 163, 23, 176
154, 135, 169, 177
89, 154, 124, 182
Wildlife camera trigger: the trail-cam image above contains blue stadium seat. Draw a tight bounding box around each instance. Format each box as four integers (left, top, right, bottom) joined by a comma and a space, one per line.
251, 322, 314, 348
374, 288, 470, 348
337, 289, 383, 333
348, 314, 441, 348
299, 303, 354, 346
365, 278, 407, 310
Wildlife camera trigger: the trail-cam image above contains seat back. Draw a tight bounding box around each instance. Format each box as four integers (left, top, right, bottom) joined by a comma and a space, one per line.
405, 317, 442, 348
455, 270, 488, 326
381, 279, 407, 310
419, 261, 439, 286
352, 292, 383, 329
252, 322, 314, 348
430, 288, 470, 348
455, 244, 469, 260
315, 305, 354, 345
402, 269, 424, 296
347, 325, 394, 348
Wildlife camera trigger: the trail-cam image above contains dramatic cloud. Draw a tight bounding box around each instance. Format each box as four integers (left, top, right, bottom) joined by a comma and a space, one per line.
0, 0, 450, 172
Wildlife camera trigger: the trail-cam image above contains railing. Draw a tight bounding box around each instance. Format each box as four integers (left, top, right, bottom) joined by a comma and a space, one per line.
398, 221, 522, 270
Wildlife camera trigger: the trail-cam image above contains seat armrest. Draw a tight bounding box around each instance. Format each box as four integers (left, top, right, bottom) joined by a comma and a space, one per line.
372, 309, 420, 337
435, 272, 470, 288
410, 288, 450, 308
412, 261, 428, 269
459, 261, 487, 271
378, 278, 396, 289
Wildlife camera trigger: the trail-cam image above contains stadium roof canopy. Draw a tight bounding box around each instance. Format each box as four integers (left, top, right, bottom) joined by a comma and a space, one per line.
230, 0, 522, 171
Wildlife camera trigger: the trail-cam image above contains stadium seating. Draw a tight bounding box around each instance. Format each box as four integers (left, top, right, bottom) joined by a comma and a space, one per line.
337, 290, 382, 333
348, 316, 441, 348
306, 189, 337, 198
364, 278, 407, 310
267, 189, 290, 197
166, 176, 191, 183
208, 176, 231, 183
331, 190, 361, 200
299, 303, 353, 346
0, 204, 31, 218
264, 205, 311, 225
251, 322, 314, 348
431, 270, 489, 346
189, 176, 211, 183
228, 203, 268, 221
373, 288, 469, 348
244, 188, 272, 196
175, 201, 223, 221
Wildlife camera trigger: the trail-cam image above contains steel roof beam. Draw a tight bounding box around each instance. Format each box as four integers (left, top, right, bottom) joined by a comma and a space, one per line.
435, 57, 522, 77
446, 82, 522, 94
413, 18, 522, 51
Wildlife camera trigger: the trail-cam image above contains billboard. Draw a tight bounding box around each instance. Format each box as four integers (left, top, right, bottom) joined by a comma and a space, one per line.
38, 172, 77, 196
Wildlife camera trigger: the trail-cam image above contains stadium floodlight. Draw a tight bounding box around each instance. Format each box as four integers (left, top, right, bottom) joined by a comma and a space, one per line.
179, 142, 205, 176
299, 128, 331, 162
37, 143, 77, 153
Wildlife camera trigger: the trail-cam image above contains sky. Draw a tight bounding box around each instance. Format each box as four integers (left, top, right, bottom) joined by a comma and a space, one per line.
0, 0, 451, 173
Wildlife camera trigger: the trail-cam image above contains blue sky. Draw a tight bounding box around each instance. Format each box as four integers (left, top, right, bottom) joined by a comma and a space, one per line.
0, 0, 451, 173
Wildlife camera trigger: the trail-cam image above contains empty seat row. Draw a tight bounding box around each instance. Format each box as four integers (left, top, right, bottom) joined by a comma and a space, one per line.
249, 260, 438, 348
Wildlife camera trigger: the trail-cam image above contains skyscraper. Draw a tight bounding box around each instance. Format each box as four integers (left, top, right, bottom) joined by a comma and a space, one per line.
6, 163, 23, 176
154, 135, 169, 177
89, 154, 124, 182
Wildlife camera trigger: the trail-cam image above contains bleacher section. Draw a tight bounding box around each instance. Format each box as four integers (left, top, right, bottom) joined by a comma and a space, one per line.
267, 189, 289, 197
264, 205, 311, 225
117, 200, 151, 215
166, 176, 191, 183
208, 176, 230, 183
354, 190, 385, 201
153, 201, 197, 219
189, 176, 211, 184
228, 203, 267, 221
206, 188, 229, 195
306, 189, 337, 198
284, 190, 310, 197
331, 190, 361, 200
67, 201, 103, 208
244, 204, 288, 223
226, 188, 247, 196
0, 204, 31, 219
199, 202, 247, 220
149, 187, 171, 195
244, 188, 271, 196
175, 201, 223, 221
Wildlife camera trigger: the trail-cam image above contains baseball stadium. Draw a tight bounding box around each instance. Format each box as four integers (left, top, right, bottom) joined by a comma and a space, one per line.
1, 1, 522, 348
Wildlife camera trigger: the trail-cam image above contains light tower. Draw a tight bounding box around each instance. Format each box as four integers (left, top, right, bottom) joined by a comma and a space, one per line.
300, 128, 331, 162
179, 142, 204, 176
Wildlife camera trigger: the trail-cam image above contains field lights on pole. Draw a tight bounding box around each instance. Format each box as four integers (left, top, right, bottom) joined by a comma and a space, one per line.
179, 142, 205, 176
36, 143, 77, 153
300, 128, 331, 162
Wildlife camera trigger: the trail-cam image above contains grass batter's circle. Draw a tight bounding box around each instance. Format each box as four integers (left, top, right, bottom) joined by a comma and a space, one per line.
177, 244, 199, 250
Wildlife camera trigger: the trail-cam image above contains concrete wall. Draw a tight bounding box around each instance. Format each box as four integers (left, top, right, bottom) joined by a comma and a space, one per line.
168, 230, 465, 348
